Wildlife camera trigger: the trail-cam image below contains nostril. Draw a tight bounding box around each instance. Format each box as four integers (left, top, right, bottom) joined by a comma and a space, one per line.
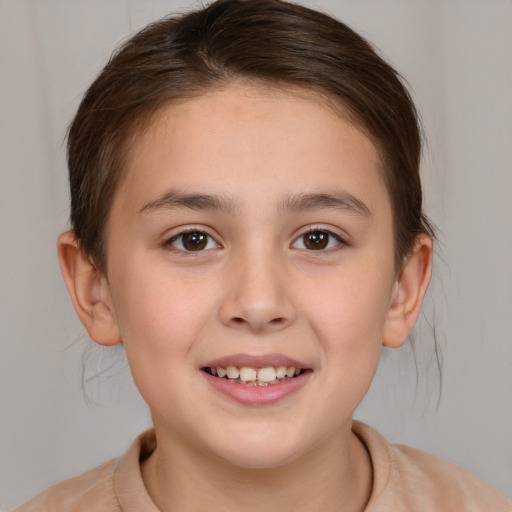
231, 316, 286, 326
225, 313, 292, 332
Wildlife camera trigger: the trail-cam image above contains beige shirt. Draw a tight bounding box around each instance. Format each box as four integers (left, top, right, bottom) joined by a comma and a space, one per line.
14, 421, 512, 511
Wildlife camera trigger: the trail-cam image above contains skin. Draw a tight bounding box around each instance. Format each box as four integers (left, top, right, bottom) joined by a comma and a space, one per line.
58, 84, 432, 512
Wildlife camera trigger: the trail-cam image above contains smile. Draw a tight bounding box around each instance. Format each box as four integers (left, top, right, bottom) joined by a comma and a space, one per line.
203, 365, 304, 386
200, 355, 312, 405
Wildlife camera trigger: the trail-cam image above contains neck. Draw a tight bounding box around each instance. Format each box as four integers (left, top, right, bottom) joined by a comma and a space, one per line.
141, 422, 373, 512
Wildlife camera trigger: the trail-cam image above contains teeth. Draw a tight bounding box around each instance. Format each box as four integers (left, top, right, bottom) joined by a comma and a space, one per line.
239, 367, 257, 382
226, 365, 239, 379
257, 367, 277, 382
276, 366, 287, 379
208, 365, 303, 384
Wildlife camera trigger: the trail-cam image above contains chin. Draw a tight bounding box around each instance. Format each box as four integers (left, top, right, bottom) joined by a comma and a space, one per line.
211, 431, 304, 470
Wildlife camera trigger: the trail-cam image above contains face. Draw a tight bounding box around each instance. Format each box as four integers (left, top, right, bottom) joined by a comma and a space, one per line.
104, 85, 398, 468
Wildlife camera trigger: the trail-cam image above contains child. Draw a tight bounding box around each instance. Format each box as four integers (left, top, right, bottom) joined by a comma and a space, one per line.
14, 0, 511, 510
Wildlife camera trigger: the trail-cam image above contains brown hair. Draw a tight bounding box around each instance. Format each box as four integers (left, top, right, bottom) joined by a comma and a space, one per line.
67, 0, 434, 274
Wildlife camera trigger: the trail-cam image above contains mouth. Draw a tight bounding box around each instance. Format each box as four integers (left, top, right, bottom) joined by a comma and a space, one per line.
200, 355, 313, 405
202, 365, 307, 386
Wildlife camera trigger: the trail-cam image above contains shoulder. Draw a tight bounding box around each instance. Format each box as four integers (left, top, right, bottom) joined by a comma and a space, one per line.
352, 420, 512, 512
12, 458, 120, 512
389, 443, 512, 511
13, 429, 157, 512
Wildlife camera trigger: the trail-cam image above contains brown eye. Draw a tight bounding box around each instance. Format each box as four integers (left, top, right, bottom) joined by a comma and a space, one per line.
303, 231, 328, 250
169, 231, 218, 251
292, 230, 343, 251
183, 232, 207, 250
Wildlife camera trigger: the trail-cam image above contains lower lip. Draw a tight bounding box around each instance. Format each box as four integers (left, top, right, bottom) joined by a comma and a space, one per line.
201, 371, 312, 406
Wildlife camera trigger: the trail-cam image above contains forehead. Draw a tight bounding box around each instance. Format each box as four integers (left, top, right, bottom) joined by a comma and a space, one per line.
115, 84, 389, 218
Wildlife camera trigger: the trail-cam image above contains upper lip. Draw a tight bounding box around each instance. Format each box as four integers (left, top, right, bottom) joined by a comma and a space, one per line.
202, 353, 310, 370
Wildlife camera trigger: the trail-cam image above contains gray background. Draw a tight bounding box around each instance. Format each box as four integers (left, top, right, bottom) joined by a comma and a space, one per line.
1, 0, 511, 508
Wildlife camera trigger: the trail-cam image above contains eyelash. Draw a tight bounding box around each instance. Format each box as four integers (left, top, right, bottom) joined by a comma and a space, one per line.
164, 229, 220, 253
291, 228, 346, 252
163, 227, 347, 253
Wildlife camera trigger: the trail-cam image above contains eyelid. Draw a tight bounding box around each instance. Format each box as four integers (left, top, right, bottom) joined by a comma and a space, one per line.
291, 226, 348, 251
162, 226, 222, 252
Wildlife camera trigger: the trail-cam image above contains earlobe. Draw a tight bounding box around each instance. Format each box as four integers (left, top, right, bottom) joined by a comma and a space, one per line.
57, 231, 122, 346
383, 234, 433, 348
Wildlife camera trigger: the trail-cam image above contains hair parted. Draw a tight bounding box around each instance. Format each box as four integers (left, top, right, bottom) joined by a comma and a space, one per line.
67, 0, 434, 274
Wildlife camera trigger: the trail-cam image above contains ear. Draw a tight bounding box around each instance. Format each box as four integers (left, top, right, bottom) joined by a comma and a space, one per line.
383, 234, 433, 348
57, 231, 122, 346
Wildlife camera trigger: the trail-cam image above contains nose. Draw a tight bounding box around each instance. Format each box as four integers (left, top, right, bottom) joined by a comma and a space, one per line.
218, 249, 297, 334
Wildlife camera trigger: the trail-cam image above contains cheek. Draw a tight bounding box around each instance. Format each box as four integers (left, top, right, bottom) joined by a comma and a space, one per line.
303, 261, 393, 366
109, 258, 219, 360
107, 262, 218, 416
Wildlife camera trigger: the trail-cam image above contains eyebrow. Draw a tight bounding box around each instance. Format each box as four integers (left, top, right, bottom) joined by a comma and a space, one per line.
139, 190, 238, 215
278, 192, 372, 218
139, 189, 371, 219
